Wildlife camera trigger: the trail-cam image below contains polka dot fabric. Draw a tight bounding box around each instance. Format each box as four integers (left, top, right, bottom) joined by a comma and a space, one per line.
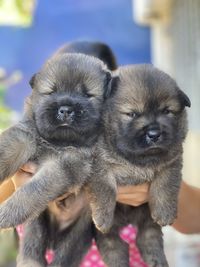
80, 225, 148, 267
16, 224, 148, 267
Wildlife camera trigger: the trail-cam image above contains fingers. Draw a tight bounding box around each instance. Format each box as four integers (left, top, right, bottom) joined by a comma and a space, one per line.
11, 169, 34, 190
117, 193, 147, 206
20, 162, 38, 174
12, 162, 38, 189
117, 183, 150, 207
117, 183, 149, 194
0, 179, 15, 203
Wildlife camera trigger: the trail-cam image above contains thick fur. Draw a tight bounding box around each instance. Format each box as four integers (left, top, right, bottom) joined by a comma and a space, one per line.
0, 48, 112, 267
0, 62, 190, 266
88, 64, 190, 267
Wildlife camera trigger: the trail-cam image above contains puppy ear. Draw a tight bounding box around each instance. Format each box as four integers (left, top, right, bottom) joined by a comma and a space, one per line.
104, 75, 119, 99
29, 74, 37, 89
177, 88, 191, 108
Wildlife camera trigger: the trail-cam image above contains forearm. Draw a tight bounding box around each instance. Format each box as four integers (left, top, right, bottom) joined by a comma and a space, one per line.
172, 180, 200, 234
0, 179, 15, 203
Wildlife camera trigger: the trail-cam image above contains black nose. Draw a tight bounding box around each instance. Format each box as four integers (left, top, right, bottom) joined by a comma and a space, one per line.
146, 129, 161, 142
58, 106, 75, 120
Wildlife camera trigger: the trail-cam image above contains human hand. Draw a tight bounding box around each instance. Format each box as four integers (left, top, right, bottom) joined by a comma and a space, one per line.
117, 183, 150, 206
11, 162, 38, 190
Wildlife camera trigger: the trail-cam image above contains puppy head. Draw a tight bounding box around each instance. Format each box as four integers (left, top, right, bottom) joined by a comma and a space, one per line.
105, 64, 190, 164
29, 53, 111, 145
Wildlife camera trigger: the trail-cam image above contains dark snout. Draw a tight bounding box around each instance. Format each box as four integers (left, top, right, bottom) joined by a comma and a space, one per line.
145, 125, 161, 144
58, 106, 75, 120
57, 105, 77, 124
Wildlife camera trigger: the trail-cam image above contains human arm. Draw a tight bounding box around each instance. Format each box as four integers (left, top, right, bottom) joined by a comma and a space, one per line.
11, 162, 37, 190
0, 179, 15, 203
1, 168, 150, 207
0, 162, 36, 204
117, 183, 149, 206
15, 172, 200, 234
117, 181, 200, 234
172, 180, 200, 234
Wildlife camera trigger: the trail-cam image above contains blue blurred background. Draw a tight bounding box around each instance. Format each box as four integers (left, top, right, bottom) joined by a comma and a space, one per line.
1, 1, 200, 267
0, 0, 150, 112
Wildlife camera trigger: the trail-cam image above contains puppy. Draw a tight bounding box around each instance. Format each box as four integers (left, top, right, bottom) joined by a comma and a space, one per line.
0, 63, 190, 267
0, 50, 111, 267
88, 64, 190, 267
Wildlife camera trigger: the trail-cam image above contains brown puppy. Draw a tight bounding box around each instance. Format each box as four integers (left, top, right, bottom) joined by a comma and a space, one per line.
88, 64, 190, 267
0, 51, 111, 267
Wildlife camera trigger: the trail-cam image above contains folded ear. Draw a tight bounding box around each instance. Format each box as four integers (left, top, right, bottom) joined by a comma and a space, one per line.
29, 73, 37, 89
104, 75, 119, 99
177, 88, 191, 108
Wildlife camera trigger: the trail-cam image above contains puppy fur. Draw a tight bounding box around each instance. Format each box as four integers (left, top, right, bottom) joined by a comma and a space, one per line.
0, 45, 113, 267
0, 60, 190, 266
88, 64, 190, 267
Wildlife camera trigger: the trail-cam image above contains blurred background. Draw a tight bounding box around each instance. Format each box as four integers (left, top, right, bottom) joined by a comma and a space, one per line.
0, 0, 199, 266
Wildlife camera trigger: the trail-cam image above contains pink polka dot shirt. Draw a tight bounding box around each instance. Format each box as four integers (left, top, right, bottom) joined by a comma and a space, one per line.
16, 224, 148, 267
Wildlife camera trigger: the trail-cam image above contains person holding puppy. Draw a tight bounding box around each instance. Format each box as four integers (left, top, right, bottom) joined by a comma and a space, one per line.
6, 163, 200, 235
0, 163, 150, 267
0, 163, 199, 267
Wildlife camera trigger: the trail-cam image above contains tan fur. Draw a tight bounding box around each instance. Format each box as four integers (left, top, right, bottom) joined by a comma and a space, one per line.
87, 64, 190, 267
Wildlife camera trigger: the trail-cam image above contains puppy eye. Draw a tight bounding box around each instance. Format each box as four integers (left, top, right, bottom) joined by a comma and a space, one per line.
41, 91, 53, 96
82, 85, 94, 98
125, 112, 140, 118
42, 85, 56, 95
162, 108, 174, 115
83, 92, 94, 98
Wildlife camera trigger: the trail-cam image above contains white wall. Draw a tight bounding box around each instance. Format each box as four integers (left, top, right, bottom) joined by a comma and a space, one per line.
133, 0, 200, 186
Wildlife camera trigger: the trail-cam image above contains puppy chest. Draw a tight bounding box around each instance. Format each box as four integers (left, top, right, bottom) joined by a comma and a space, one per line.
113, 164, 155, 185
32, 141, 72, 166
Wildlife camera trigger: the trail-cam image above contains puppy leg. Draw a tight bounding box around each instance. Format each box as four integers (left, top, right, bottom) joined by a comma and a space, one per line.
49, 212, 92, 267
136, 206, 168, 267
149, 160, 182, 226
95, 224, 129, 267
87, 171, 117, 233
17, 213, 48, 267
0, 124, 36, 182
0, 152, 90, 228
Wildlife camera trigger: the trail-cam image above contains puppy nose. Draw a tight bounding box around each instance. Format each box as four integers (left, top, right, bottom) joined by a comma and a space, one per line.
58, 106, 74, 119
147, 129, 161, 142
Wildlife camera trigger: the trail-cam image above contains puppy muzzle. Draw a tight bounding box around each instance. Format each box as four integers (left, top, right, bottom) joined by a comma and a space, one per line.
57, 106, 75, 122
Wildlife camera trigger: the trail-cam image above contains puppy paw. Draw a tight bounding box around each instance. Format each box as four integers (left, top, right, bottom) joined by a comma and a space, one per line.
142, 252, 169, 267
0, 209, 13, 229
90, 196, 116, 233
151, 208, 176, 226
0, 201, 26, 229
92, 203, 116, 233
92, 212, 114, 233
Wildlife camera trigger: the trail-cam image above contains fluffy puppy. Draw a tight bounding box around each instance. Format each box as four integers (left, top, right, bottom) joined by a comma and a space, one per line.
0, 62, 190, 267
88, 64, 191, 267
0, 51, 111, 267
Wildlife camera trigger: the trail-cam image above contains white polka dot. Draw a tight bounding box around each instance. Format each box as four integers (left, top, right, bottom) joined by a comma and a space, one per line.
83, 261, 91, 267
91, 254, 98, 261
91, 244, 97, 250
121, 228, 131, 235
